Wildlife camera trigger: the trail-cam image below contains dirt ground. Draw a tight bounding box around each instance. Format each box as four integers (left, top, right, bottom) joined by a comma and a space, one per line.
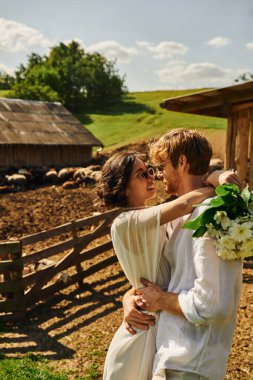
0, 130, 252, 379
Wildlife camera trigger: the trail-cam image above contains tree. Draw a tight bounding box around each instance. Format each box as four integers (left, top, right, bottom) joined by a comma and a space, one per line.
235, 72, 253, 82
0, 72, 15, 90
11, 41, 127, 111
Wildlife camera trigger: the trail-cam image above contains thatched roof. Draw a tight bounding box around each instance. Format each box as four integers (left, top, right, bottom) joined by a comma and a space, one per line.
0, 98, 103, 146
160, 80, 253, 118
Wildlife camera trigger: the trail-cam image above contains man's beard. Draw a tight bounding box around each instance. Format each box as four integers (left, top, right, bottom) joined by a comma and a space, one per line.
164, 180, 179, 195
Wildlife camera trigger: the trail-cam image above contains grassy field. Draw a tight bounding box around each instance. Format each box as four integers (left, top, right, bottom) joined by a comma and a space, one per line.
76, 90, 226, 150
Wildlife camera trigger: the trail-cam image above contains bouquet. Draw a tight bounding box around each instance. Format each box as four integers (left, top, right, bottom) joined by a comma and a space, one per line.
183, 184, 253, 260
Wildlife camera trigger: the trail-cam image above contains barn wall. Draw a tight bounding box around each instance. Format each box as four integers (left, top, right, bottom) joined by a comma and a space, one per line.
0, 145, 92, 167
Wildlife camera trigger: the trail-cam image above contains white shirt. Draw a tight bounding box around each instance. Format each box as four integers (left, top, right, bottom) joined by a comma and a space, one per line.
153, 201, 243, 380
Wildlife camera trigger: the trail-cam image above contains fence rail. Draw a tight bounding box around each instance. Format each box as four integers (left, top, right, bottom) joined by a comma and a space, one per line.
0, 208, 121, 322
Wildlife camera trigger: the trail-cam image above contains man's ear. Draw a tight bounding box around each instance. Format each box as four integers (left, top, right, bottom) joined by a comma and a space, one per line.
178, 155, 187, 170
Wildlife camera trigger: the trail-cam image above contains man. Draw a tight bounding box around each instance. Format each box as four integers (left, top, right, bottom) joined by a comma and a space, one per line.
123, 129, 242, 380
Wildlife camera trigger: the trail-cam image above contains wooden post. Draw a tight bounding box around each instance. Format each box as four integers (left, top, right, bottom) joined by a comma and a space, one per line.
225, 114, 237, 170
235, 109, 250, 184
71, 220, 83, 287
0, 241, 25, 321
249, 108, 253, 190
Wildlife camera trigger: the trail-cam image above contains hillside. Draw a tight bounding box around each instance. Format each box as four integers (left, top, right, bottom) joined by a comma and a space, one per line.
77, 90, 227, 150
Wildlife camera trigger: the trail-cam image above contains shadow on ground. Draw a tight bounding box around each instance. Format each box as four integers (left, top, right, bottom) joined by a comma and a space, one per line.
0, 271, 129, 361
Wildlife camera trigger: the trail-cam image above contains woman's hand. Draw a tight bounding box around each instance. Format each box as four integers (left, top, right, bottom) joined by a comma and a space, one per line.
206, 170, 243, 190
123, 288, 156, 335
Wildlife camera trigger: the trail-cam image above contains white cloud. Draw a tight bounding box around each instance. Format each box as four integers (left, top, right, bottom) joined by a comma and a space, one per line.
0, 62, 14, 75
207, 37, 230, 47
246, 42, 253, 50
0, 18, 50, 52
156, 61, 237, 88
137, 40, 188, 60
87, 40, 138, 63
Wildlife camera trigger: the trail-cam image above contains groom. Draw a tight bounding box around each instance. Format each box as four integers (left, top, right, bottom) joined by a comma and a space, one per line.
123, 129, 243, 380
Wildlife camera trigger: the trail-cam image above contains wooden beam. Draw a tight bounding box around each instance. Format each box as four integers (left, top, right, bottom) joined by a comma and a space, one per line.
235, 109, 250, 183
249, 109, 253, 190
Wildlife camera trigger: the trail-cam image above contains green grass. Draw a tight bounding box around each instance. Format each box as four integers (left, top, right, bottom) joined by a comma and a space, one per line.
0, 90, 10, 97
0, 353, 68, 380
76, 90, 226, 150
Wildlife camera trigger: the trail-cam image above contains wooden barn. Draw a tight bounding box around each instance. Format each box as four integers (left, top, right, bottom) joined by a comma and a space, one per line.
0, 98, 103, 167
160, 80, 253, 189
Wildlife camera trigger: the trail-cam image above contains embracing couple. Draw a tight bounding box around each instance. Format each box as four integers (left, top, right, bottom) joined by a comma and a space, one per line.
97, 129, 243, 380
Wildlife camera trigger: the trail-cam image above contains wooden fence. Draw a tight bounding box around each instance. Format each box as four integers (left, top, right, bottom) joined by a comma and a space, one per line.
0, 208, 122, 323
0, 207, 252, 323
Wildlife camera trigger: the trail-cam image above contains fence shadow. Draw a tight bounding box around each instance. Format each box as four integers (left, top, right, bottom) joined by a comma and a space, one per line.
0, 270, 129, 360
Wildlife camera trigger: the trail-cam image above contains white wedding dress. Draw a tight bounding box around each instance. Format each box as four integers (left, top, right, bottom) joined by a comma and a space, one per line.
103, 205, 171, 380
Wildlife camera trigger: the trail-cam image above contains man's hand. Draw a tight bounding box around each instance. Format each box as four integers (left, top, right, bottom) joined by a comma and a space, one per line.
136, 278, 186, 319
206, 170, 243, 190
135, 278, 164, 312
123, 288, 156, 335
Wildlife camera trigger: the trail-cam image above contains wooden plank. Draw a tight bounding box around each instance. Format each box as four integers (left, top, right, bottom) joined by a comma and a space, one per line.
75, 208, 121, 230
232, 102, 253, 113
249, 109, 253, 190
0, 259, 23, 272
22, 238, 74, 265
25, 255, 118, 307
23, 240, 113, 289
235, 110, 250, 183
161, 85, 253, 117
0, 241, 21, 256
21, 221, 73, 246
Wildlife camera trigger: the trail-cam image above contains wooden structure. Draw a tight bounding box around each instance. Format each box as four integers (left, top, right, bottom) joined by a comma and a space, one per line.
0, 98, 103, 167
160, 81, 253, 189
0, 208, 121, 322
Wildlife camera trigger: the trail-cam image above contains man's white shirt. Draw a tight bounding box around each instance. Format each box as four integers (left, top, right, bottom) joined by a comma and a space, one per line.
153, 201, 243, 380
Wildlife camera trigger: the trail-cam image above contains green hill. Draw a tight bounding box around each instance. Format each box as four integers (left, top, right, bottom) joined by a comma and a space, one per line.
0, 89, 226, 150
77, 90, 226, 150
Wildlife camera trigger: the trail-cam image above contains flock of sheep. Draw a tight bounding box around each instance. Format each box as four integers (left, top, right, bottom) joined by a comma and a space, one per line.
0, 165, 102, 193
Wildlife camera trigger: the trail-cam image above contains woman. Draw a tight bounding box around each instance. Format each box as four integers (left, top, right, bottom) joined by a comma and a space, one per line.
97, 152, 238, 380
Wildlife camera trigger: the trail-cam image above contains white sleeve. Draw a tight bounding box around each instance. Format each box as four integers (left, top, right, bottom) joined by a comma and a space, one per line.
178, 235, 242, 326
111, 205, 167, 289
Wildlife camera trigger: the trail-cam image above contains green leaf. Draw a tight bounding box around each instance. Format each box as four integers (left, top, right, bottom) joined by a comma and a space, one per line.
183, 217, 203, 230
215, 183, 240, 197
210, 197, 225, 207
241, 186, 251, 206
192, 225, 208, 237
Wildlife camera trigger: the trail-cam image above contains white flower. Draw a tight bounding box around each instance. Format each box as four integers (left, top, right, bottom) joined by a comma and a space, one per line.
217, 235, 237, 252
214, 211, 231, 230
228, 221, 253, 242
240, 239, 253, 257
207, 223, 221, 239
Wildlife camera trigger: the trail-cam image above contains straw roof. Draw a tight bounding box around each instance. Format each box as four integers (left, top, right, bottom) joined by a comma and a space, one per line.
0, 98, 103, 146
160, 80, 253, 118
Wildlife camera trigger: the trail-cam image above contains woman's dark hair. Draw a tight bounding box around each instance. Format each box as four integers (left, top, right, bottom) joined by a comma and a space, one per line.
97, 152, 138, 207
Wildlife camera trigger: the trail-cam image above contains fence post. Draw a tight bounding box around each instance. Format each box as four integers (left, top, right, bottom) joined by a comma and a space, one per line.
71, 220, 83, 287
0, 241, 25, 321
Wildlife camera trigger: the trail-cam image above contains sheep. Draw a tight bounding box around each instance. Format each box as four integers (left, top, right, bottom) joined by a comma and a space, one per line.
62, 180, 79, 189
5, 174, 27, 187
43, 169, 58, 184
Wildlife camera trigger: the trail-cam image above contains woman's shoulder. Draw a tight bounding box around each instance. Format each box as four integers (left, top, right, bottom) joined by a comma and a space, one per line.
111, 205, 162, 231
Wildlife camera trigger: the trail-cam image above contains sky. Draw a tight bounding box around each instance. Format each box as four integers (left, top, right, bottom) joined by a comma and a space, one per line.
0, 0, 253, 91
